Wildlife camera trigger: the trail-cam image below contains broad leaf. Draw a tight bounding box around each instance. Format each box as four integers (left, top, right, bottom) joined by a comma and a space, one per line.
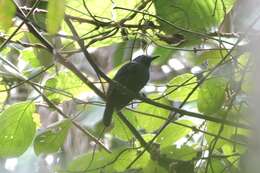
206, 121, 234, 148
206, 158, 227, 173
167, 73, 198, 102
198, 77, 227, 114
222, 144, 240, 168
22, 48, 41, 68
111, 109, 138, 141
0, 102, 36, 157
68, 150, 114, 172
44, 71, 91, 103
47, 0, 65, 34
26, 33, 54, 67
194, 50, 229, 67
135, 94, 171, 132
67, 148, 148, 172
157, 120, 193, 147
112, 42, 128, 67
0, 83, 7, 105
113, 149, 150, 172
0, 0, 16, 31
154, 0, 236, 34
34, 119, 72, 155
143, 160, 168, 173
161, 145, 197, 161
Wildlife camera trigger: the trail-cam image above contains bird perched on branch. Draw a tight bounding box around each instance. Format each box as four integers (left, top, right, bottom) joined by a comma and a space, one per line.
103, 55, 159, 126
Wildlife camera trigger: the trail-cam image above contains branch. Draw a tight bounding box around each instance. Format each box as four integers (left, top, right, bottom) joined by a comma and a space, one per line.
12, 1, 110, 152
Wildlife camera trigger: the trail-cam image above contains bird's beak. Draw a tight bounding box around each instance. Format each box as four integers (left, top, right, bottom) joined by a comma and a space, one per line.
151, 56, 160, 61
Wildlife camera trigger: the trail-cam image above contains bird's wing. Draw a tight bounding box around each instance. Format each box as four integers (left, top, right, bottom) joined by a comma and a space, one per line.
112, 62, 148, 92
113, 62, 137, 83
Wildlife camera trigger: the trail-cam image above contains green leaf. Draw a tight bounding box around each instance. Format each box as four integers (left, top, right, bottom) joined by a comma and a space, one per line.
113, 149, 150, 172
154, 0, 236, 34
198, 77, 227, 114
111, 109, 138, 141
174, 161, 195, 173
143, 159, 168, 173
157, 120, 193, 147
44, 71, 91, 103
206, 121, 234, 148
166, 73, 198, 102
67, 148, 148, 172
0, 102, 36, 157
206, 159, 227, 173
0, 83, 7, 105
206, 109, 249, 148
21, 48, 41, 68
161, 145, 197, 161
30, 1, 48, 30
222, 144, 240, 168
46, 0, 65, 34
0, 0, 16, 31
113, 42, 128, 67
26, 33, 54, 67
194, 50, 229, 67
34, 119, 72, 155
64, 0, 152, 47
135, 94, 171, 132
67, 150, 114, 173
112, 150, 136, 172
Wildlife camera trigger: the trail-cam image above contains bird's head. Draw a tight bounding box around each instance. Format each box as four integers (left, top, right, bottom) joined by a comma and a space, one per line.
133, 55, 159, 66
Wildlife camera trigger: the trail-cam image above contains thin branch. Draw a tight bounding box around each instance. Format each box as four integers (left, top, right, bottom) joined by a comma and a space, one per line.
0, 0, 41, 51
114, 6, 236, 46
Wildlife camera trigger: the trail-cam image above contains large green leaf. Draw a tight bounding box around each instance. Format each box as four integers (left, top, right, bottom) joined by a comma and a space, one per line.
156, 120, 193, 147
143, 159, 168, 173
111, 109, 138, 141
113, 42, 128, 67
44, 71, 91, 103
0, 0, 16, 31
198, 77, 227, 114
206, 121, 234, 148
0, 102, 36, 157
113, 149, 150, 172
222, 144, 240, 168
0, 82, 7, 105
161, 145, 197, 161
47, 0, 65, 34
67, 150, 114, 173
33, 119, 72, 155
21, 48, 41, 68
26, 33, 54, 67
135, 94, 171, 132
206, 159, 227, 173
67, 148, 149, 172
154, 0, 236, 34
206, 109, 249, 148
194, 50, 229, 67
166, 73, 198, 102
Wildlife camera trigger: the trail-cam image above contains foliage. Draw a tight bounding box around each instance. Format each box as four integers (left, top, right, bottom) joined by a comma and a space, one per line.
0, 0, 254, 172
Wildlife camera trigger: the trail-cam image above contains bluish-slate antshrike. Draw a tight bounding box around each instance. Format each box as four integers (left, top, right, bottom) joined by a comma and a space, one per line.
103, 55, 159, 126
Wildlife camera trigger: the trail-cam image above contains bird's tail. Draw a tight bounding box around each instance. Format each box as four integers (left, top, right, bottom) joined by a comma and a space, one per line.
103, 103, 114, 126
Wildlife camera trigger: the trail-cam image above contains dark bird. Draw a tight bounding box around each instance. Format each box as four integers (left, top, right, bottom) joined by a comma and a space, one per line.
103, 55, 159, 126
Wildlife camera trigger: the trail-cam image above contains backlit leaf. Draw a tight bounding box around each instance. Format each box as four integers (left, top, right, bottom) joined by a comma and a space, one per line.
0, 102, 36, 157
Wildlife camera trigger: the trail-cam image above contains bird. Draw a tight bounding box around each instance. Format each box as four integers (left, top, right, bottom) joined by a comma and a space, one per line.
103, 55, 159, 126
